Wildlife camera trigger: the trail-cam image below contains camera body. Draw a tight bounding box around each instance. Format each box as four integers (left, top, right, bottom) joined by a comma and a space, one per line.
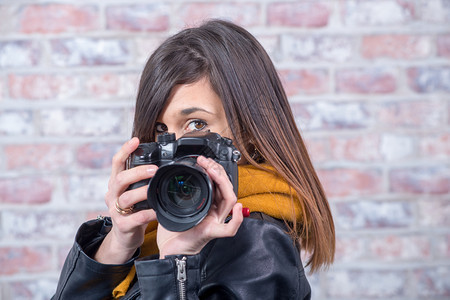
127, 131, 241, 232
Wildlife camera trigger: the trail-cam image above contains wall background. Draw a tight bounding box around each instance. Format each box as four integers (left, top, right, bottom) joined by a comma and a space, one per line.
0, 0, 449, 299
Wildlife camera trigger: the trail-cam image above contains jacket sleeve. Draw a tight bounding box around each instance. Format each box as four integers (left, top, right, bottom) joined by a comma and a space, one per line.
133, 215, 311, 300
52, 217, 139, 300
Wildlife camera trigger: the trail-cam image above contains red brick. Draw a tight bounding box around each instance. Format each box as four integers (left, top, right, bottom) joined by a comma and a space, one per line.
268, 2, 331, 27
303, 138, 329, 163
0, 5, 18, 34
19, 4, 99, 33
84, 73, 139, 98
418, 199, 450, 227
317, 168, 383, 197
334, 201, 413, 229
362, 35, 431, 59
9, 74, 80, 100
390, 166, 450, 194
377, 100, 445, 128
58, 244, 73, 269
50, 38, 130, 66
254, 35, 279, 61
76, 143, 121, 169
327, 269, 406, 297
407, 67, 450, 93
418, 0, 450, 24
279, 69, 329, 96
335, 237, 366, 263
5, 144, 72, 171
0, 110, 33, 136
85, 74, 121, 98
420, 133, 450, 159
2, 211, 81, 240
436, 234, 450, 259
291, 102, 371, 131
66, 174, 109, 203
0, 247, 52, 275
0, 177, 52, 204
415, 267, 450, 297
0, 76, 3, 100
106, 4, 169, 32
280, 35, 357, 63
40, 108, 124, 137
336, 68, 397, 94
0, 41, 40, 68
8, 279, 58, 299
369, 235, 431, 261
330, 134, 382, 162
134, 37, 165, 64
178, 3, 261, 27
437, 35, 450, 58
342, 0, 414, 26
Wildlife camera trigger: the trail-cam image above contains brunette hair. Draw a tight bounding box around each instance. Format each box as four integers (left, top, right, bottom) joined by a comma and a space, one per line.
132, 19, 335, 272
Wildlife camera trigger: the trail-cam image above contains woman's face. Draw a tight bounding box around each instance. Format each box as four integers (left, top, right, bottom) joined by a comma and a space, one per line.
155, 77, 232, 140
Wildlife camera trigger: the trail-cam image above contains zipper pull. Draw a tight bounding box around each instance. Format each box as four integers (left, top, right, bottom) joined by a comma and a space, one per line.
176, 256, 187, 282
175, 257, 187, 300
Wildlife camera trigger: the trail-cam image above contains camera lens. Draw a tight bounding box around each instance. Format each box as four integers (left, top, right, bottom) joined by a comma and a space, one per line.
166, 173, 202, 209
148, 161, 213, 232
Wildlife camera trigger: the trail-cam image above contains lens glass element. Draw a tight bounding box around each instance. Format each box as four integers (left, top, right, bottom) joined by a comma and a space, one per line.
166, 173, 202, 208
156, 165, 210, 217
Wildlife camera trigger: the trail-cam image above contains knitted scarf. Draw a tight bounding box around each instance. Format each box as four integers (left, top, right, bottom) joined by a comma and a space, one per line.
112, 164, 302, 298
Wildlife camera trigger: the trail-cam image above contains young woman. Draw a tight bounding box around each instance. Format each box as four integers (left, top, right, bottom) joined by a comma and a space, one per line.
53, 20, 335, 299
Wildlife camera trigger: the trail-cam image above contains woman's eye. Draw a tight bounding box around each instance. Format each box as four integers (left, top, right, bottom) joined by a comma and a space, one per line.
186, 120, 207, 131
155, 123, 168, 133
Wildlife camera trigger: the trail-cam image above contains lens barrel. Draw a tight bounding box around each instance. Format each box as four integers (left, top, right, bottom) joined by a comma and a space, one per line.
148, 160, 212, 232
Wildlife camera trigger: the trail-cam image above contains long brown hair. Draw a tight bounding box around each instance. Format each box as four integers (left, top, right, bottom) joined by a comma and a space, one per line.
132, 19, 335, 272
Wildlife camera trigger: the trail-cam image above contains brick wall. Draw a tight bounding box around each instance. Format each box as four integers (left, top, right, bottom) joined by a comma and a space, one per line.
0, 1, 449, 299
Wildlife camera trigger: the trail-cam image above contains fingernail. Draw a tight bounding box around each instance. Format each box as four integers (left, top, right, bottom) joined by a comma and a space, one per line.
198, 156, 206, 162
147, 167, 156, 174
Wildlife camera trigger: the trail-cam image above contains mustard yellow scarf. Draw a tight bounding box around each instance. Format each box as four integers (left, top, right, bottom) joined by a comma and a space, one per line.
112, 164, 302, 298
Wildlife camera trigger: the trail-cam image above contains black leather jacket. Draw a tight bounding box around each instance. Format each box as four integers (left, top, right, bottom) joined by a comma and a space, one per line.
52, 213, 311, 299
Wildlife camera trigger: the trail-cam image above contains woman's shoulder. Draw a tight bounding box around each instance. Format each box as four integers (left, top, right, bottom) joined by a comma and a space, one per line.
198, 212, 309, 299
224, 212, 299, 254
201, 211, 303, 270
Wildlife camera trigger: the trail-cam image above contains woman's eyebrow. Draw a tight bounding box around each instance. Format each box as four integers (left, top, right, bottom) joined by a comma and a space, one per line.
180, 107, 213, 115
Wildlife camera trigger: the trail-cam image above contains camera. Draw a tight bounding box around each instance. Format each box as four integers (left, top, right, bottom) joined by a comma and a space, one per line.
127, 131, 241, 232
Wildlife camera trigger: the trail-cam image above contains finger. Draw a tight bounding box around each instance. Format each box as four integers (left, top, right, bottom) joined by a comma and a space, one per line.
116, 184, 148, 209
212, 185, 228, 222
197, 156, 235, 197
105, 165, 156, 208
110, 137, 140, 187
112, 208, 157, 231
112, 164, 157, 196
211, 203, 243, 238
197, 156, 237, 219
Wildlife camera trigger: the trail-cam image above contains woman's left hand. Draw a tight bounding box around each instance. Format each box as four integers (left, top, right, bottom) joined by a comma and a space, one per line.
156, 156, 244, 259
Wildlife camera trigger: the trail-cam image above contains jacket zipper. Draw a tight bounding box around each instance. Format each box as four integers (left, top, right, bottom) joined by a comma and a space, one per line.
175, 257, 187, 300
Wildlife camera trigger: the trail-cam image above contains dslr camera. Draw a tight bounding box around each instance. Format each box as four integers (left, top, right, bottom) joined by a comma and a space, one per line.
127, 131, 241, 232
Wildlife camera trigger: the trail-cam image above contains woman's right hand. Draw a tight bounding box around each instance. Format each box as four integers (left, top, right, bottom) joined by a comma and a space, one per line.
94, 137, 158, 265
